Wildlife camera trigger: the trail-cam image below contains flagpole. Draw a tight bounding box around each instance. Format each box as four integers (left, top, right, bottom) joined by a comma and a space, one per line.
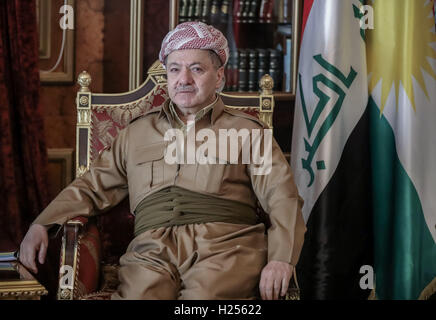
291, 0, 303, 95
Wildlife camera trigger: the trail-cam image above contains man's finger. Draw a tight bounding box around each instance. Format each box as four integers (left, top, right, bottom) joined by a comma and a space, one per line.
265, 279, 274, 300
22, 246, 37, 274
259, 276, 266, 300
273, 280, 281, 300
38, 242, 47, 265
281, 277, 289, 297
30, 249, 38, 273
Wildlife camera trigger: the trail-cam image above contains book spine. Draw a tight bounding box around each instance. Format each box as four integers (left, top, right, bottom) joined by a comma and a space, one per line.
242, 0, 251, 23
275, 0, 292, 24
263, 0, 274, 23
220, 0, 231, 24
187, 0, 196, 21
257, 48, 269, 84
201, 0, 211, 23
283, 0, 291, 23
258, 0, 267, 23
275, 0, 284, 23
194, 0, 203, 21
248, 0, 260, 23
210, 0, 222, 25
248, 50, 259, 91
230, 50, 239, 91
283, 38, 292, 92
268, 49, 282, 91
235, 0, 245, 23
179, 0, 188, 23
238, 49, 248, 92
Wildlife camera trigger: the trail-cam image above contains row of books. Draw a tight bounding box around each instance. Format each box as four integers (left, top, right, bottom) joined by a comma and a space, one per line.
179, 0, 292, 25
224, 48, 285, 92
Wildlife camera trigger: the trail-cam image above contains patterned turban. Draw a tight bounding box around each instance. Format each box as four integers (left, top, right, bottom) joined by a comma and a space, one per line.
159, 21, 229, 67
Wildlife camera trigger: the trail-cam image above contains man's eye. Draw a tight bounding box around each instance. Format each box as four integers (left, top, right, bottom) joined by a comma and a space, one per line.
192, 67, 202, 72
170, 68, 179, 73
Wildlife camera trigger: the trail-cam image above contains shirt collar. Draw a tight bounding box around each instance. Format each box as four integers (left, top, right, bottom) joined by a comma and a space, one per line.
160, 95, 224, 128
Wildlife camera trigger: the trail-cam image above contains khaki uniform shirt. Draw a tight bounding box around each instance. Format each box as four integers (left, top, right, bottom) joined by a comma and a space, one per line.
34, 96, 306, 265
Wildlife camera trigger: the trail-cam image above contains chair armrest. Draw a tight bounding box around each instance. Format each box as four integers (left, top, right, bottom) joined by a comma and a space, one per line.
284, 267, 300, 300
57, 217, 102, 300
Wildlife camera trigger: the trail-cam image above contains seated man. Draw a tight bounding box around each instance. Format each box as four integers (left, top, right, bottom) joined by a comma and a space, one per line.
19, 21, 306, 300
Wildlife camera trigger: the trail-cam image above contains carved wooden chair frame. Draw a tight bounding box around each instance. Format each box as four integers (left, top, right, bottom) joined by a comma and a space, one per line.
56, 61, 301, 300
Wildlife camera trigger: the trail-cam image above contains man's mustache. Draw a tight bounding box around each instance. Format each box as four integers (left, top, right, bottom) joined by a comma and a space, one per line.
176, 85, 196, 93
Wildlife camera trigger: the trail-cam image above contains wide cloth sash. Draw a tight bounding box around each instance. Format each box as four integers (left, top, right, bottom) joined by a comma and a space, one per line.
134, 186, 258, 237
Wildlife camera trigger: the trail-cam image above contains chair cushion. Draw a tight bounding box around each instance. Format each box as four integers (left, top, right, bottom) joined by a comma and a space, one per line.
97, 199, 134, 265
72, 219, 102, 298
80, 265, 120, 300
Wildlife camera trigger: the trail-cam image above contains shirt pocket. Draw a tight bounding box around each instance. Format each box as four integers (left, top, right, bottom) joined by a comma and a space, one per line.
132, 142, 166, 192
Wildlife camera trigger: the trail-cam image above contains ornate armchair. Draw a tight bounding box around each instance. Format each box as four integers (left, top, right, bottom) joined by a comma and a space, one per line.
56, 61, 297, 300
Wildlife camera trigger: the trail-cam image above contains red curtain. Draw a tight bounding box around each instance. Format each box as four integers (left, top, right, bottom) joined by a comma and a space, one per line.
0, 0, 49, 251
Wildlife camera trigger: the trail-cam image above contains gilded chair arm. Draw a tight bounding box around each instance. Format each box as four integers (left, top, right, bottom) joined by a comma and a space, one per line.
284, 267, 300, 300
57, 217, 102, 300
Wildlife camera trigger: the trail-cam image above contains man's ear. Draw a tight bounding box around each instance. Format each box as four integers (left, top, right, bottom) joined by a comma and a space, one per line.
216, 66, 225, 89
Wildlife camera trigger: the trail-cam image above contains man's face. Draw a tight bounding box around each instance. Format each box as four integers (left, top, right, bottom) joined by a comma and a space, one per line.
166, 49, 224, 115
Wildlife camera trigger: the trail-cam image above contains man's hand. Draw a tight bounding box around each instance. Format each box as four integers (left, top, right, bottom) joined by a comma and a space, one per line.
19, 224, 49, 274
259, 261, 293, 300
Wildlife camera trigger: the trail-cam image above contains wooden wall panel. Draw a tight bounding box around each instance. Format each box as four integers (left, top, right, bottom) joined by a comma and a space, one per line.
103, 0, 130, 93
47, 149, 74, 200
143, 0, 169, 78
41, 0, 105, 149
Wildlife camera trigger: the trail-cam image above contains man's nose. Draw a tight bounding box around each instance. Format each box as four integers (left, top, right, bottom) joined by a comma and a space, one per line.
179, 68, 193, 84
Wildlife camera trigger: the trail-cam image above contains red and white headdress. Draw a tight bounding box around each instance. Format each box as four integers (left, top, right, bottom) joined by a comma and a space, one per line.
159, 21, 229, 67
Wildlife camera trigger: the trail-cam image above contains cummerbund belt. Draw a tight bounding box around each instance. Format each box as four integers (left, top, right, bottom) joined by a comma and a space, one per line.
134, 186, 258, 237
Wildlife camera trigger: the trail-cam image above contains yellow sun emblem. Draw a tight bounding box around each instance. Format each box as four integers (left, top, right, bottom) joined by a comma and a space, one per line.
366, 0, 436, 113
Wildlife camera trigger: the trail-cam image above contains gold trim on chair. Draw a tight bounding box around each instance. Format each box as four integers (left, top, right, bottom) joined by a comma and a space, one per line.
221, 74, 275, 129
285, 267, 300, 300
57, 222, 82, 300
76, 72, 93, 177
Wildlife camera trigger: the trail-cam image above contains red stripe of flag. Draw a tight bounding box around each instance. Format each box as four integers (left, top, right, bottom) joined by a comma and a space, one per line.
301, 0, 314, 41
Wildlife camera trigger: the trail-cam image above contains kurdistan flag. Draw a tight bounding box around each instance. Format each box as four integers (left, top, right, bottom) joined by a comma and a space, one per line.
291, 0, 373, 299
367, 0, 436, 300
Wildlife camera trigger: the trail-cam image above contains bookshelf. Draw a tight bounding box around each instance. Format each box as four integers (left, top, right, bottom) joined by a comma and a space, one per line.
169, 0, 302, 97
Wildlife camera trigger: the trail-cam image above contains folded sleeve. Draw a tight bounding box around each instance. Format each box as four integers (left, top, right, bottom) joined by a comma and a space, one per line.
249, 132, 306, 266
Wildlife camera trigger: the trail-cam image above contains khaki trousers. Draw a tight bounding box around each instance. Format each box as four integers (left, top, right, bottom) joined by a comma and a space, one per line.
111, 222, 267, 300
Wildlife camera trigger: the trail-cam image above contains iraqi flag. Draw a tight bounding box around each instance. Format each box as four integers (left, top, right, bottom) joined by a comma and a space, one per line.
367, 0, 436, 300
291, 0, 373, 299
